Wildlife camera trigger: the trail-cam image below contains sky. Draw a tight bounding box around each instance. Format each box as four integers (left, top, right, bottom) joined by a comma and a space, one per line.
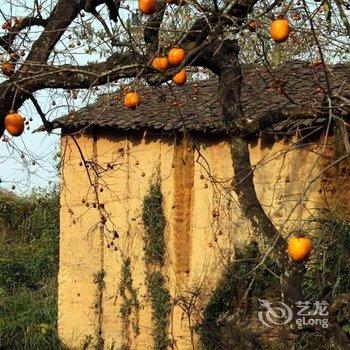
0, 91, 65, 194
0, 88, 96, 194
0, 2, 56, 193
0, 1, 101, 194
0, 0, 134, 194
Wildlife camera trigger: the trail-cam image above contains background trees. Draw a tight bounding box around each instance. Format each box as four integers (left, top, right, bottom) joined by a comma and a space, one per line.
0, 188, 60, 348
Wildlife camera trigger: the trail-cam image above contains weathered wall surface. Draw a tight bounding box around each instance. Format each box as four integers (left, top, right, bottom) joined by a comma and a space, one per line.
59, 131, 346, 349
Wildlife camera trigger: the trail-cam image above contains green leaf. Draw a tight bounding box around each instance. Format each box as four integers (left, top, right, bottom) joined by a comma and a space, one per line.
341, 324, 350, 334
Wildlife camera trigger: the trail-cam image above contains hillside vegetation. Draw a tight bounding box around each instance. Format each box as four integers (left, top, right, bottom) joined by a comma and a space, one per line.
0, 189, 60, 349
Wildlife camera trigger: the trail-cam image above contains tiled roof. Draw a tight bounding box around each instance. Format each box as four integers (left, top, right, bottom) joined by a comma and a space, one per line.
51, 60, 350, 134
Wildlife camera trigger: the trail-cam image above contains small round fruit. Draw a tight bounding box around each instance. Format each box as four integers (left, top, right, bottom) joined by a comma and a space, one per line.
124, 92, 141, 109
248, 20, 262, 32
2, 21, 11, 30
10, 52, 20, 61
172, 69, 187, 85
269, 17, 290, 43
4, 112, 25, 137
139, 0, 156, 14
287, 236, 312, 262
1, 61, 15, 76
168, 48, 186, 66
293, 12, 301, 21
152, 57, 169, 72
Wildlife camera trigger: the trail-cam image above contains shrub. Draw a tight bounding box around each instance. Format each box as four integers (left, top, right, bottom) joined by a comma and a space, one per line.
0, 188, 61, 349
200, 242, 281, 350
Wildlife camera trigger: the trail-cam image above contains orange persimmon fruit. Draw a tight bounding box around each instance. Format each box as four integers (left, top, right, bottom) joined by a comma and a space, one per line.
168, 47, 186, 66
287, 236, 312, 262
172, 69, 187, 85
4, 112, 25, 137
124, 92, 141, 109
269, 16, 290, 43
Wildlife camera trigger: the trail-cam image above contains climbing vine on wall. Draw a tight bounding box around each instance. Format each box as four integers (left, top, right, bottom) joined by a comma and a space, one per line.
119, 257, 140, 348
142, 183, 166, 266
93, 269, 106, 350
142, 182, 171, 350
146, 271, 171, 350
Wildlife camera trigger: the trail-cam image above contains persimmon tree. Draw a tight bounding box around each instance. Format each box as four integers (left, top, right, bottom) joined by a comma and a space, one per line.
0, 0, 349, 346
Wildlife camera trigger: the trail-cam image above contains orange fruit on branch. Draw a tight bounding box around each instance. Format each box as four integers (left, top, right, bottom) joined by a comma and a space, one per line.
287, 236, 312, 262
4, 111, 25, 137
138, 0, 156, 14
172, 69, 187, 85
269, 16, 290, 43
124, 92, 141, 109
1, 61, 15, 76
168, 47, 186, 66
152, 56, 169, 72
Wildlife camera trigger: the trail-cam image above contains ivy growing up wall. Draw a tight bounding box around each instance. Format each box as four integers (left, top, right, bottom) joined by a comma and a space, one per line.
142, 183, 171, 350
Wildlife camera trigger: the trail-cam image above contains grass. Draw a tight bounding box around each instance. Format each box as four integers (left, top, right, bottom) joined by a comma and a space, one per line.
0, 188, 61, 349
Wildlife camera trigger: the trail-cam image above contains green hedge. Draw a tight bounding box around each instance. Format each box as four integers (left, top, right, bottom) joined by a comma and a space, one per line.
0, 189, 61, 349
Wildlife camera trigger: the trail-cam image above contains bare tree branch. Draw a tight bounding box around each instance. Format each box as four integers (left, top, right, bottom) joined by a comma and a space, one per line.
0, 17, 48, 52
143, 1, 166, 58
28, 94, 53, 133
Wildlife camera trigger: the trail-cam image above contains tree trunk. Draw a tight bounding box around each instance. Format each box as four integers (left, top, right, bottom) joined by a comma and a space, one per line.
229, 135, 305, 305
214, 39, 305, 306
